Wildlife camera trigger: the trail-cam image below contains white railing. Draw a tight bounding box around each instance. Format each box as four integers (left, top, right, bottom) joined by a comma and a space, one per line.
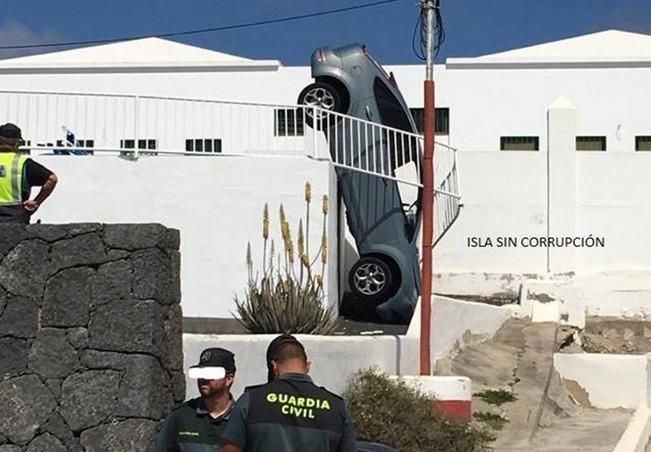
0, 89, 461, 242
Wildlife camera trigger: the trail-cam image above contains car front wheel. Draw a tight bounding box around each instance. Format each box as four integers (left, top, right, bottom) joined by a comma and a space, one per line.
349, 256, 396, 302
297, 82, 343, 129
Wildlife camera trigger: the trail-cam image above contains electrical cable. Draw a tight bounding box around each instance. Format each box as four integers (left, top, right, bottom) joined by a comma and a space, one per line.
0, 0, 402, 51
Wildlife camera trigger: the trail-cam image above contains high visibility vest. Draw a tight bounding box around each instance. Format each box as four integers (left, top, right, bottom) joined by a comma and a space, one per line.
0, 152, 27, 206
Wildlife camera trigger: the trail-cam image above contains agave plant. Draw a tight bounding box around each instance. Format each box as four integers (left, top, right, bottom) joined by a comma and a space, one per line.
234, 183, 337, 334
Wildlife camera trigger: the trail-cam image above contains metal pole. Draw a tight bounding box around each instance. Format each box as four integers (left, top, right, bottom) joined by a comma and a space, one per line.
420, 0, 436, 376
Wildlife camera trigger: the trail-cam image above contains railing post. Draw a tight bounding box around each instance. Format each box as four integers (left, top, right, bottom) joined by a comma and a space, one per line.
134, 95, 140, 160
312, 106, 318, 159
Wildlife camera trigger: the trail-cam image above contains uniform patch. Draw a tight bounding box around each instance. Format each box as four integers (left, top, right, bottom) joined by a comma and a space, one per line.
200, 350, 211, 363
178, 431, 200, 437
0, 164, 5, 177
266, 392, 331, 419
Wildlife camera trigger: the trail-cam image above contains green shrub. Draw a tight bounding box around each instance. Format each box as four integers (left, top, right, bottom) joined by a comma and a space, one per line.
474, 389, 517, 406
473, 411, 509, 430
344, 369, 495, 452
234, 182, 338, 334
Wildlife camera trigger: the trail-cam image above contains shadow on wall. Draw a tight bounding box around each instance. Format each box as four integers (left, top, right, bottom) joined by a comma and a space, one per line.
0, 223, 184, 452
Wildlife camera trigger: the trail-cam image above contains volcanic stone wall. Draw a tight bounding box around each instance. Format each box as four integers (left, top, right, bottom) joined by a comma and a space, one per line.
0, 223, 184, 452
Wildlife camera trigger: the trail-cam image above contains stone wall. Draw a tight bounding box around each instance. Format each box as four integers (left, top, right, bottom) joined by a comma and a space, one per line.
0, 223, 184, 452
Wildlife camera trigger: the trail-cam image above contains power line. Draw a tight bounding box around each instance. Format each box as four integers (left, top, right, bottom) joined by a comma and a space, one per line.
0, 0, 402, 51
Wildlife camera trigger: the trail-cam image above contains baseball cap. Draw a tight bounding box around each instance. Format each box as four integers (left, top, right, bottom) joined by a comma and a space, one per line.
188, 347, 236, 380
0, 123, 23, 140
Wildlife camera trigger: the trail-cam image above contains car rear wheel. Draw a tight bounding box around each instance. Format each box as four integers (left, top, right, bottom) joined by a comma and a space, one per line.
297, 82, 343, 129
349, 256, 396, 302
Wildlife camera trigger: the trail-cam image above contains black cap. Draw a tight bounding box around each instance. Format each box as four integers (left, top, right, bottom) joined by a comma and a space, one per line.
266, 334, 305, 381
0, 123, 23, 140
193, 347, 236, 373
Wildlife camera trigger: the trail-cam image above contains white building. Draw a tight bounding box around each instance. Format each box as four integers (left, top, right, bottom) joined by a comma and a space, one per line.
2, 29, 651, 318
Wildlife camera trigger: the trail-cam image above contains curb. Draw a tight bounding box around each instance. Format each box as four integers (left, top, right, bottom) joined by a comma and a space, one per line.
396, 375, 472, 422
613, 405, 651, 452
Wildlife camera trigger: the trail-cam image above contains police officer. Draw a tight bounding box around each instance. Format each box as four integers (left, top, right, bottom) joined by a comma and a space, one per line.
0, 123, 57, 224
155, 347, 237, 451
221, 335, 356, 452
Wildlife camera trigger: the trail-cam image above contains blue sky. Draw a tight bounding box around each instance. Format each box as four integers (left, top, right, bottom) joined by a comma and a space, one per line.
1, 0, 651, 65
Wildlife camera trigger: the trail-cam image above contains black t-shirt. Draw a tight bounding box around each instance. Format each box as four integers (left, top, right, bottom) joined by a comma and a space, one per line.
23, 158, 53, 200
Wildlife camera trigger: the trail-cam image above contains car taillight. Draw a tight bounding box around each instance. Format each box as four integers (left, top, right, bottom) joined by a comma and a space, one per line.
313, 48, 326, 63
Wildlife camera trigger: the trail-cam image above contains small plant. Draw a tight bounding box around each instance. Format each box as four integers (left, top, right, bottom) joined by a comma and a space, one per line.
344, 369, 495, 452
474, 389, 517, 406
234, 182, 337, 334
473, 411, 509, 430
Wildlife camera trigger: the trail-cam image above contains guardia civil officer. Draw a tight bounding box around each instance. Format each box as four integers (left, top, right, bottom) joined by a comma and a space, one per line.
221, 335, 356, 452
0, 123, 57, 223
155, 348, 237, 452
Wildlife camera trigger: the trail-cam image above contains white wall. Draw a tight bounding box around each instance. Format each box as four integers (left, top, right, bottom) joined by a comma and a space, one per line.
6, 51, 651, 301
430, 296, 514, 364
554, 353, 648, 409
34, 155, 338, 318
183, 333, 418, 399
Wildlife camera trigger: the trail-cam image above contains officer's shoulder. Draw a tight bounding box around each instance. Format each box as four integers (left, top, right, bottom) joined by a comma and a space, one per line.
244, 383, 266, 393
318, 386, 344, 401
169, 397, 199, 414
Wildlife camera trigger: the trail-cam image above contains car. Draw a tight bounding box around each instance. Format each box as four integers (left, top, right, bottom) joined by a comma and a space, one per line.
297, 44, 422, 324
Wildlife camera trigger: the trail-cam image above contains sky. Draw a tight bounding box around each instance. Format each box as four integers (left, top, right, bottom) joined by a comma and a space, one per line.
1, 0, 651, 65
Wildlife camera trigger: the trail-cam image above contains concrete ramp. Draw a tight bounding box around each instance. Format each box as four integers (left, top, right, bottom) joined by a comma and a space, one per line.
439, 318, 630, 451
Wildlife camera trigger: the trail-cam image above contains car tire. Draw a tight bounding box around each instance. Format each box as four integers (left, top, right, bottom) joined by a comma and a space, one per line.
348, 256, 397, 303
297, 82, 344, 130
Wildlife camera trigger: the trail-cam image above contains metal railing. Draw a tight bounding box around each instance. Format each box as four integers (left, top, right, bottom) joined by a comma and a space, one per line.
1, 89, 461, 242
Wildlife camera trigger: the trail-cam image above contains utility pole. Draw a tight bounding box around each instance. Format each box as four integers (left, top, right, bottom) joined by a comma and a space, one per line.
419, 0, 437, 376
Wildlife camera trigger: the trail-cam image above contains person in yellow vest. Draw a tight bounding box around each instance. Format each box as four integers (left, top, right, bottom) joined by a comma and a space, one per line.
0, 123, 58, 224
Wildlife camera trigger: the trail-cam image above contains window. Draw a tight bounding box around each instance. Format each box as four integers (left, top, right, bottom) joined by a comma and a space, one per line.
185, 138, 222, 153
120, 138, 158, 156
54, 138, 95, 155
635, 136, 651, 151
500, 136, 539, 151
56, 139, 94, 148
274, 109, 304, 136
409, 107, 450, 135
576, 136, 606, 151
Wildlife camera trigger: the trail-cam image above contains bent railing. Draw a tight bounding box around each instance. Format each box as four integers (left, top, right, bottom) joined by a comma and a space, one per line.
0, 89, 461, 243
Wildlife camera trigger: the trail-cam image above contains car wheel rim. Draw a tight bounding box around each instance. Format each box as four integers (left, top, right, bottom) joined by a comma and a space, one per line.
302, 87, 336, 121
353, 263, 387, 296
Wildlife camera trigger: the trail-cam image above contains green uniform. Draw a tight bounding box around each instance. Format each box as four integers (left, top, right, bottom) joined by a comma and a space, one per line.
222, 373, 356, 452
155, 397, 233, 452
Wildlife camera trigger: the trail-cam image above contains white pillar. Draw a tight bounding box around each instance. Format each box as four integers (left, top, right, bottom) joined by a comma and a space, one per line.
547, 97, 577, 273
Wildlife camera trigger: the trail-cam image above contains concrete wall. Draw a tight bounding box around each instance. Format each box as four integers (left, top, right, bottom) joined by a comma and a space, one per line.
4, 47, 651, 318
429, 296, 515, 364
0, 223, 184, 452
553, 353, 647, 409
183, 333, 418, 399
32, 155, 339, 318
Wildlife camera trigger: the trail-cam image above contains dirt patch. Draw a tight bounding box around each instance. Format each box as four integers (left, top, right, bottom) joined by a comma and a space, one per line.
559, 316, 651, 354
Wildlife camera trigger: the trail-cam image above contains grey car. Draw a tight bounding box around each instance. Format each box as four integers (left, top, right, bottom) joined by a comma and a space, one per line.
297, 44, 422, 324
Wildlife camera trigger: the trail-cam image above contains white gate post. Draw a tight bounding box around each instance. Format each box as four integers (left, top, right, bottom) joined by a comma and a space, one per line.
546, 96, 577, 273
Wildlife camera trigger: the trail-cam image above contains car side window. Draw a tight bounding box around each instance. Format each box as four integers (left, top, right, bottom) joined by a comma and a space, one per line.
373, 77, 412, 132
